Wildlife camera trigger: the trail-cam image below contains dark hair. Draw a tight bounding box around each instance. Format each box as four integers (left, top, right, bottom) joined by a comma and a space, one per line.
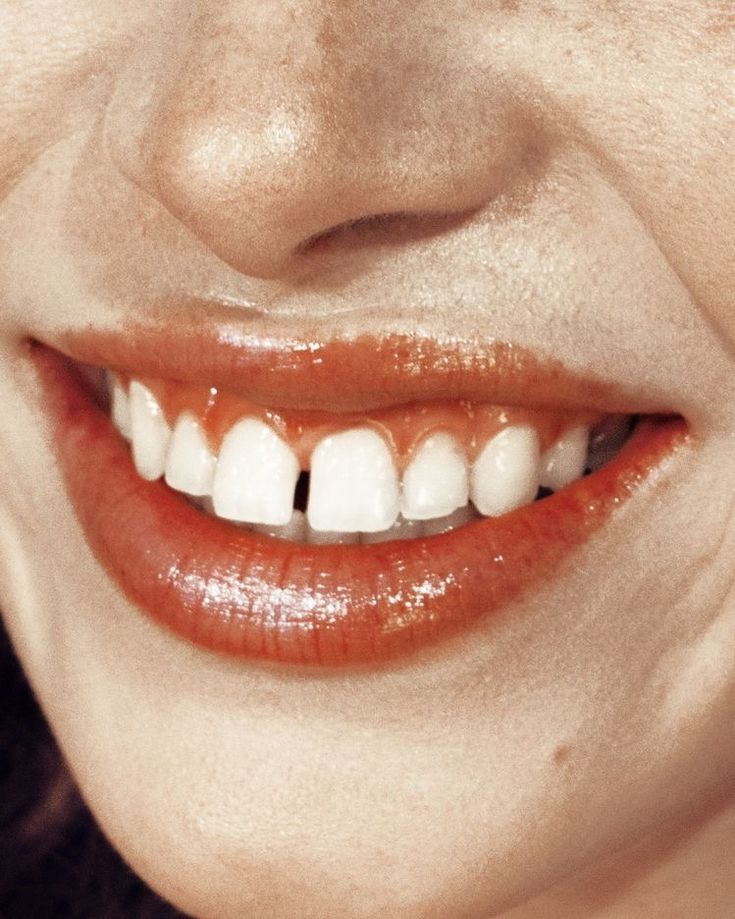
0, 617, 185, 918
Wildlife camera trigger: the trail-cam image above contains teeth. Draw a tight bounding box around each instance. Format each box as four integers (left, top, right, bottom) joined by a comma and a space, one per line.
129, 381, 172, 481
401, 432, 469, 521
307, 428, 400, 533
164, 413, 217, 497
116, 379, 630, 544
361, 515, 425, 544
110, 375, 132, 440
254, 509, 308, 541
539, 425, 589, 492
212, 418, 300, 526
306, 524, 360, 545
422, 503, 474, 537
470, 425, 540, 517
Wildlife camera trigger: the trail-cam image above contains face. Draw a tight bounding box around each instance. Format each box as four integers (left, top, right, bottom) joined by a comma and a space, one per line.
1, 2, 734, 917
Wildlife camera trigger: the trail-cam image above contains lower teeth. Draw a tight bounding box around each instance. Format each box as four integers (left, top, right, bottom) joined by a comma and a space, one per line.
187, 499, 482, 544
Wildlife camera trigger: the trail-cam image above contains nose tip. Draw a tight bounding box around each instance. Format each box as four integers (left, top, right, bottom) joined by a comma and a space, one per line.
124, 7, 537, 281
151, 103, 421, 278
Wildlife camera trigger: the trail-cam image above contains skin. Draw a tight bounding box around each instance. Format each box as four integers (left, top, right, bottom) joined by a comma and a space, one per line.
1, 1, 734, 916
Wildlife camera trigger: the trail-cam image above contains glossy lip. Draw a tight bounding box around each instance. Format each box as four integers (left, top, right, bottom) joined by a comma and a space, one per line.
56, 323, 678, 414
32, 336, 689, 667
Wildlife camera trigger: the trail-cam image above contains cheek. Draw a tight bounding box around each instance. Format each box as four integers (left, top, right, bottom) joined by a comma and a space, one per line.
0, 1, 150, 192
476, 4, 735, 352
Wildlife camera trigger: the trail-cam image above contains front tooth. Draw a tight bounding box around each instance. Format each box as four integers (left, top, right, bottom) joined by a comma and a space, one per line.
254, 509, 307, 542
129, 381, 172, 481
164, 413, 216, 497
212, 418, 299, 526
307, 427, 400, 533
109, 374, 131, 440
539, 426, 589, 492
422, 503, 474, 536
401, 432, 469, 521
470, 425, 540, 517
306, 525, 360, 545
361, 515, 424, 544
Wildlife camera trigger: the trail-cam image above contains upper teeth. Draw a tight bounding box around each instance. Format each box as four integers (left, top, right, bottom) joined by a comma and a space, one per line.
308, 427, 401, 533
538, 424, 589, 491
213, 418, 300, 526
113, 374, 618, 544
129, 381, 172, 482
470, 425, 541, 517
165, 412, 216, 497
401, 431, 469, 521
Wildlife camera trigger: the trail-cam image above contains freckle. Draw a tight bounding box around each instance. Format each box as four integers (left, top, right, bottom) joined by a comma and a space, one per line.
553, 744, 572, 765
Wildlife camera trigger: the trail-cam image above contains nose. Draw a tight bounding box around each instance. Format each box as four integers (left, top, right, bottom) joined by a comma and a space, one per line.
115, 3, 533, 279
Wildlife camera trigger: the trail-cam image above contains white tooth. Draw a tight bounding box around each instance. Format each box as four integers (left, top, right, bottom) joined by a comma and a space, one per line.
471, 425, 540, 517
212, 418, 299, 526
401, 432, 469, 521
164, 413, 216, 497
306, 524, 360, 545
422, 503, 474, 536
109, 374, 131, 440
307, 427, 400, 533
361, 515, 425, 544
539, 425, 589, 492
254, 509, 307, 542
129, 380, 172, 481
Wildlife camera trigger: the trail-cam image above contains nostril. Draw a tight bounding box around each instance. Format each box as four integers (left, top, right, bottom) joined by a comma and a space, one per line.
297, 208, 480, 258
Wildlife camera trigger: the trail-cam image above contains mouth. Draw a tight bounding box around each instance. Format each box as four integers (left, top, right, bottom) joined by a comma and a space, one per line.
31, 328, 689, 668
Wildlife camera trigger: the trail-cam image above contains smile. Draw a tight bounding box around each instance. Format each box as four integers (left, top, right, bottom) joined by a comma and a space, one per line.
112, 370, 610, 541
31, 328, 689, 667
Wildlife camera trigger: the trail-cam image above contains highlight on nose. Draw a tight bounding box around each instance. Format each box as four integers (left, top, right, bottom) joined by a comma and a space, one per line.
123, 8, 540, 280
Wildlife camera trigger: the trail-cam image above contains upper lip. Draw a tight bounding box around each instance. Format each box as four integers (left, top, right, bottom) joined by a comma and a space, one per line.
51, 318, 678, 415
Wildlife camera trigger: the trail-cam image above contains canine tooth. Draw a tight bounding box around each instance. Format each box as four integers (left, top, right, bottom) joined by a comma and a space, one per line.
539, 426, 589, 491
471, 425, 540, 516
212, 418, 299, 526
307, 427, 400, 533
401, 432, 469, 521
254, 509, 307, 541
109, 374, 131, 440
164, 413, 216, 497
361, 515, 424, 544
129, 381, 172, 481
422, 504, 474, 536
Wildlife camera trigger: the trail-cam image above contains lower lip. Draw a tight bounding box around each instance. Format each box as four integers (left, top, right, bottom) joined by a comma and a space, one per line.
34, 343, 689, 668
